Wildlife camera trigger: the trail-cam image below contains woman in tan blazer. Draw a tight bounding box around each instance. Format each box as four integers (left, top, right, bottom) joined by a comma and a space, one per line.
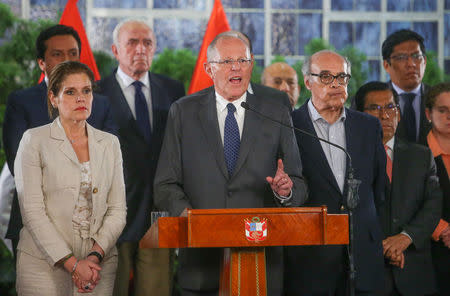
14, 61, 126, 295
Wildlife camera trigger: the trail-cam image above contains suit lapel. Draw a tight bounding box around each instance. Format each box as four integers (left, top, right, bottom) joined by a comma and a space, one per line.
198, 90, 228, 178
298, 103, 342, 195
390, 138, 408, 210
87, 124, 106, 204
149, 73, 169, 144
50, 119, 80, 166
343, 110, 355, 196
105, 70, 145, 141
232, 93, 260, 178
418, 84, 431, 143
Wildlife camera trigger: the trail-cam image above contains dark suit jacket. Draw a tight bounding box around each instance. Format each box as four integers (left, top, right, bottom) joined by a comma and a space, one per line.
389, 82, 432, 145
154, 88, 308, 294
3, 81, 117, 240
251, 82, 292, 110
380, 138, 441, 296
285, 101, 386, 294
98, 70, 185, 243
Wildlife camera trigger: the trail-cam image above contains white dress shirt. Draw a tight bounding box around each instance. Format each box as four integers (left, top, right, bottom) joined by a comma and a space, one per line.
215, 92, 246, 144
115, 67, 153, 129
307, 100, 347, 193
215, 91, 291, 201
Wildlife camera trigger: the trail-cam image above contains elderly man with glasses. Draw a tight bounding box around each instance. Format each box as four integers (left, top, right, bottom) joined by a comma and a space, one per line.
154, 31, 308, 296
353, 81, 441, 296
285, 50, 386, 296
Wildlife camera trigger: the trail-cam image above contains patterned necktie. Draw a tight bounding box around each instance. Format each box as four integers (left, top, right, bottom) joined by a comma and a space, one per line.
384, 145, 393, 183
400, 93, 416, 142
224, 103, 240, 177
132, 81, 152, 144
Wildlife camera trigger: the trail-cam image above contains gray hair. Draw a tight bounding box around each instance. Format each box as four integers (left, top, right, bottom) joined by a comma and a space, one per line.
302, 50, 352, 76
206, 31, 250, 62
112, 18, 155, 48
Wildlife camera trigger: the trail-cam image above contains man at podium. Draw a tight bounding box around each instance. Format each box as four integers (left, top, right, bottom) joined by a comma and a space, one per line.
154, 31, 308, 296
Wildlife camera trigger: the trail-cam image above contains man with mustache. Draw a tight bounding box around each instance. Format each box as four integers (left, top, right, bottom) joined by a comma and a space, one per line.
154, 31, 308, 296
382, 29, 430, 144
354, 81, 441, 296
261, 62, 300, 109
285, 50, 386, 295
97, 19, 185, 296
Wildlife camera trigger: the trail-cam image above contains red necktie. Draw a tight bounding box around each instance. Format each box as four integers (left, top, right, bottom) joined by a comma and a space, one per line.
384, 145, 392, 183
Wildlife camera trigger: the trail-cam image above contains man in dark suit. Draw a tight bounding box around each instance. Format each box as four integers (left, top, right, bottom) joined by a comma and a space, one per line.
285, 50, 386, 295
3, 24, 116, 259
382, 29, 431, 145
354, 81, 441, 296
97, 19, 185, 296
154, 31, 308, 296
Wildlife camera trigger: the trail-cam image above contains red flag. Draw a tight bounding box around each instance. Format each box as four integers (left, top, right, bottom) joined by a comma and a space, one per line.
188, 0, 231, 94
39, 0, 100, 83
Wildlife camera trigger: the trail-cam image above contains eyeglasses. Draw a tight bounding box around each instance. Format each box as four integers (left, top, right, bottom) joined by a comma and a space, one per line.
364, 103, 399, 115
309, 72, 351, 85
208, 58, 252, 68
389, 53, 425, 63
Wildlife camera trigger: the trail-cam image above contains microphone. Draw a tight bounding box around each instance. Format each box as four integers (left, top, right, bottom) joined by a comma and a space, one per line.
241, 100, 360, 296
241, 101, 359, 207
241, 102, 353, 170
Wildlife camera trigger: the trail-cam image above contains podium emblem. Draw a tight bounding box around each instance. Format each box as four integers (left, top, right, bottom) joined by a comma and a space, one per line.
244, 217, 267, 242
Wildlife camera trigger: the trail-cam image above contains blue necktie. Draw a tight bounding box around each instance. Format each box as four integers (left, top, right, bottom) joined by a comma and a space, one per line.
400, 93, 416, 142
132, 81, 152, 144
224, 103, 240, 176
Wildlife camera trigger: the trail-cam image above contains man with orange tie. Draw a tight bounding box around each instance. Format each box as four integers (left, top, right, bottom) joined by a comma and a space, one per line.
354, 81, 442, 296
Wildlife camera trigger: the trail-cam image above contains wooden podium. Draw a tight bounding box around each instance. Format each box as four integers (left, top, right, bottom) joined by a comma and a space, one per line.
140, 207, 348, 296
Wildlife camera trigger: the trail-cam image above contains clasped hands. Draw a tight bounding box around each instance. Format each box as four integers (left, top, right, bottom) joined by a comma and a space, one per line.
266, 159, 293, 197
382, 233, 412, 269
65, 256, 102, 293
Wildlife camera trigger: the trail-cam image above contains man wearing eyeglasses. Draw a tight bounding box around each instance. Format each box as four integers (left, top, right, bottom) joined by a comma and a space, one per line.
382, 29, 431, 145
285, 50, 386, 295
154, 31, 307, 296
354, 81, 441, 296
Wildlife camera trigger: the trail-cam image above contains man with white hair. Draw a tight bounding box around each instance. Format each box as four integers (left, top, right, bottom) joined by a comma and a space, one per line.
154, 31, 307, 296
98, 19, 185, 296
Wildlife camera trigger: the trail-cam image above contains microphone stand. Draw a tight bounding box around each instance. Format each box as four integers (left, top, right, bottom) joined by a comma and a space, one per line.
346, 167, 360, 296
241, 101, 361, 296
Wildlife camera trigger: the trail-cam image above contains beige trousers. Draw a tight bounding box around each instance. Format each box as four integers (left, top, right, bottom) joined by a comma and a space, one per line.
16, 230, 117, 296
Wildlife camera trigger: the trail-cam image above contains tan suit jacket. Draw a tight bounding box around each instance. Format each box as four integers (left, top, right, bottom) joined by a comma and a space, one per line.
14, 119, 126, 267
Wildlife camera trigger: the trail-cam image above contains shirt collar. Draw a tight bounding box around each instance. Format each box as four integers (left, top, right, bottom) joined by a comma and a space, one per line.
247, 83, 253, 94
117, 66, 149, 88
385, 136, 395, 151
427, 130, 446, 158
307, 99, 346, 123
216, 91, 247, 115
392, 82, 421, 96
